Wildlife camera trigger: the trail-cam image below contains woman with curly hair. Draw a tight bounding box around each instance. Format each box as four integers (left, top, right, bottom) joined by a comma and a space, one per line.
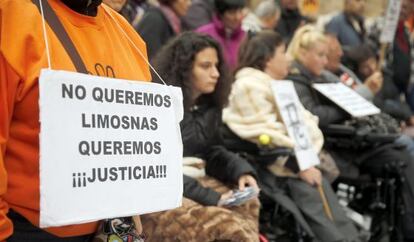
141, 32, 260, 242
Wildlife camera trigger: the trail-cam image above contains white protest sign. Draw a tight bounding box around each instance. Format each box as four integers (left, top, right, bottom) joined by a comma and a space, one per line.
271, 81, 320, 171
313, 83, 380, 117
380, 0, 402, 43
39, 69, 183, 228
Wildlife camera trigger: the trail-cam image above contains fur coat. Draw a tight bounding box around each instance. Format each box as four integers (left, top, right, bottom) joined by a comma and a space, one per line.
222, 67, 324, 176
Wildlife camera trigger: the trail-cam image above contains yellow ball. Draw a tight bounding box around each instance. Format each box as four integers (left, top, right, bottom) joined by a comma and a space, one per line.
108, 234, 123, 242
259, 134, 271, 145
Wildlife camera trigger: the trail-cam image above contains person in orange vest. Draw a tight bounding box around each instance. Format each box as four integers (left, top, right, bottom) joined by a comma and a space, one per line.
0, 0, 151, 241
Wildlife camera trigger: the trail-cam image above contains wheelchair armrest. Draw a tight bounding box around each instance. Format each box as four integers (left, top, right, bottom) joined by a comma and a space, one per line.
258, 147, 293, 158
255, 147, 293, 165
364, 133, 399, 143
335, 174, 372, 185
321, 124, 356, 136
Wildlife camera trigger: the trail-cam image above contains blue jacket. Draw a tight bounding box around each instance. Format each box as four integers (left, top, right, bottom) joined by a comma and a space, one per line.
326, 13, 365, 50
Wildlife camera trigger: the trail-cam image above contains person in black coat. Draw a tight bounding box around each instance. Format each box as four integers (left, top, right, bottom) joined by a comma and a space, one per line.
136, 0, 191, 59
153, 32, 258, 206
274, 0, 308, 44
286, 25, 350, 127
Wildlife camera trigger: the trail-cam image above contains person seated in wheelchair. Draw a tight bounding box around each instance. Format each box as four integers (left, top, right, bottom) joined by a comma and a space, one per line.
286, 25, 414, 241
343, 44, 414, 135
140, 32, 261, 242
322, 34, 414, 164
221, 30, 363, 242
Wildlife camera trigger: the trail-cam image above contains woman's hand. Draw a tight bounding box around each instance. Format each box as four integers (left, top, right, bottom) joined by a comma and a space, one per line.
238, 174, 258, 191
364, 71, 383, 94
217, 190, 234, 206
299, 167, 322, 187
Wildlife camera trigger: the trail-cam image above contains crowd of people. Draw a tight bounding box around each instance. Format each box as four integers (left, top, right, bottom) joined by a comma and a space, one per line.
2, 0, 414, 241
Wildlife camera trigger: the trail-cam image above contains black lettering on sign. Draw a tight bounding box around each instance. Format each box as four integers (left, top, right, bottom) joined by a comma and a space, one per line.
72, 165, 168, 188
285, 103, 309, 150
78, 140, 162, 156
62, 83, 86, 100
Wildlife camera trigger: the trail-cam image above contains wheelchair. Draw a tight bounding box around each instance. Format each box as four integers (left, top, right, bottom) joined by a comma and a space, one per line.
221, 123, 407, 242
323, 124, 407, 242
220, 125, 317, 242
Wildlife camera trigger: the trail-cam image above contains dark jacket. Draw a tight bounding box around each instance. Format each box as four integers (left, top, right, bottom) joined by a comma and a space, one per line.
182, 105, 256, 182
136, 7, 175, 60
182, 0, 214, 30
183, 175, 220, 206
287, 62, 349, 127
325, 12, 365, 50
275, 8, 307, 43
374, 70, 412, 121
181, 104, 256, 205
392, 22, 411, 90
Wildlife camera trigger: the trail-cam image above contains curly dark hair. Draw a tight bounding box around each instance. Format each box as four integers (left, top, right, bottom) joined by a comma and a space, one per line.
153, 32, 231, 111
214, 0, 247, 15
237, 30, 284, 72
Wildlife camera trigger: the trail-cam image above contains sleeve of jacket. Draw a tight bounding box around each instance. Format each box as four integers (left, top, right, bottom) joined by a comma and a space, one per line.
181, 108, 256, 186
180, 111, 209, 156
292, 79, 348, 127
376, 75, 413, 121
380, 99, 412, 121
136, 9, 167, 59
0, 54, 18, 240
354, 84, 374, 101
183, 175, 221, 206
205, 145, 257, 185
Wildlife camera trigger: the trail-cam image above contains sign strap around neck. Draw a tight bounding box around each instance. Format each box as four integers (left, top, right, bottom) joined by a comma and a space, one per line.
32, 0, 88, 74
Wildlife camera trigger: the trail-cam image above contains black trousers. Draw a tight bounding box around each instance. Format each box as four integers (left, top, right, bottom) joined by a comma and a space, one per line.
255, 163, 362, 242
7, 211, 93, 242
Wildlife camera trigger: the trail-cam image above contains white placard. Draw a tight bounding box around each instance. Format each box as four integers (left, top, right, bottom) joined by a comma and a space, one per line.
380, 0, 402, 43
39, 69, 183, 228
313, 83, 381, 117
271, 81, 320, 170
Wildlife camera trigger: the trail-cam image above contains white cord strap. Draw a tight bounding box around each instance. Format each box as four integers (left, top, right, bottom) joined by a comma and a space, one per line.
104, 7, 168, 86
